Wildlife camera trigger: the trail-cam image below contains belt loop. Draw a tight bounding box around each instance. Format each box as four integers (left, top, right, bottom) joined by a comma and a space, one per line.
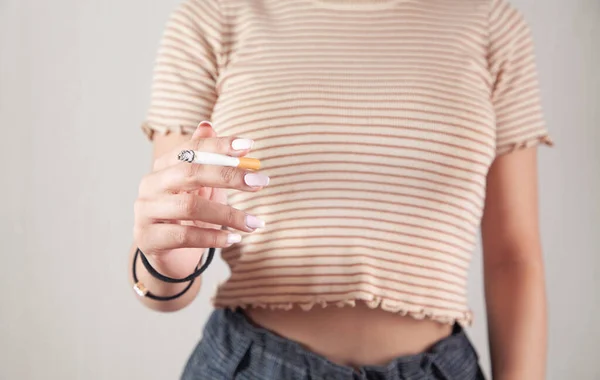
431, 358, 452, 380
223, 330, 253, 378
419, 352, 436, 379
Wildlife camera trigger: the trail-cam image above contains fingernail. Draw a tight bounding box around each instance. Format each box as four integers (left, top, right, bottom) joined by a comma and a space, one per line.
231, 138, 254, 150
245, 214, 265, 229
192, 121, 213, 139
244, 173, 270, 187
226, 233, 242, 245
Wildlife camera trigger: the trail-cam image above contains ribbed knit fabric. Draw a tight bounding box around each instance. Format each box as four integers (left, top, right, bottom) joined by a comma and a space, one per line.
142, 0, 552, 325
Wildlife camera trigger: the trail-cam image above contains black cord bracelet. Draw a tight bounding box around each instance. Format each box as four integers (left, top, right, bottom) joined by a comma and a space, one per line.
132, 247, 215, 301
138, 247, 215, 283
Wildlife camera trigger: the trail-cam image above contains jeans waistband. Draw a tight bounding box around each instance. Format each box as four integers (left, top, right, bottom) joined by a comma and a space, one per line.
202, 308, 481, 380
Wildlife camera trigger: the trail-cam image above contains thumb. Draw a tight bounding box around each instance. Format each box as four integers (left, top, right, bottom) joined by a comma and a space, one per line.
191, 120, 217, 140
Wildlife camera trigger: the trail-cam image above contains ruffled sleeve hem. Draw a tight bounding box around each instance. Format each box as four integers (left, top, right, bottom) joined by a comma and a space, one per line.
141, 122, 197, 141
495, 133, 554, 157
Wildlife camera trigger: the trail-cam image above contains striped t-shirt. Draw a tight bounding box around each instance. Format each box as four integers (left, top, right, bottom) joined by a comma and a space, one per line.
142, 0, 552, 325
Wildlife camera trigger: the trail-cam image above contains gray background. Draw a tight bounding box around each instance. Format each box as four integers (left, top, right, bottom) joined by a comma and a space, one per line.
1, 0, 598, 379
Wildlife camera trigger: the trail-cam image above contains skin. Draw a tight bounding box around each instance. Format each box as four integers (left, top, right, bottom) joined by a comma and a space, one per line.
129, 122, 266, 312
482, 148, 548, 380
129, 124, 547, 377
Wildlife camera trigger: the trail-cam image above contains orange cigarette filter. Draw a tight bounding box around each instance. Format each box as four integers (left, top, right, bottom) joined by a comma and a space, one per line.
238, 157, 261, 171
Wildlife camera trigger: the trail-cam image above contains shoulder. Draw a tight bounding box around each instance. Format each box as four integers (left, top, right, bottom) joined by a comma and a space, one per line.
425, 0, 526, 21
422, 0, 490, 13
488, 0, 529, 26
171, 0, 224, 19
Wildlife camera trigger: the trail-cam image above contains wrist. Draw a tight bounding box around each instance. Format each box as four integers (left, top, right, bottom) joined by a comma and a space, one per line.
134, 253, 191, 297
144, 248, 207, 279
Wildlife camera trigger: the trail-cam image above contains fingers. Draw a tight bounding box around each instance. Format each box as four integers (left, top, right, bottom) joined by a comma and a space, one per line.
135, 194, 265, 232
154, 122, 255, 171
139, 162, 270, 197
191, 120, 217, 140
135, 223, 242, 252
134, 120, 267, 258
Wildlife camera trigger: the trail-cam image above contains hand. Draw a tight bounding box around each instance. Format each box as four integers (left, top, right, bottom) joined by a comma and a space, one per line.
133, 122, 269, 278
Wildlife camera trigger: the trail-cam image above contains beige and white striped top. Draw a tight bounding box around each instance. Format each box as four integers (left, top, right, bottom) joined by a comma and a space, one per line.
142, 0, 552, 325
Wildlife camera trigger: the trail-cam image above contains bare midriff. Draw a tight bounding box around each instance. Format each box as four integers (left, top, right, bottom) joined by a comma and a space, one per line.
244, 301, 453, 368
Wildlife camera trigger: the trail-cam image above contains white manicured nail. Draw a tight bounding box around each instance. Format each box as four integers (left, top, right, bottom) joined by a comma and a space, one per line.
231, 138, 254, 150
244, 173, 270, 187
246, 215, 265, 229
226, 233, 242, 245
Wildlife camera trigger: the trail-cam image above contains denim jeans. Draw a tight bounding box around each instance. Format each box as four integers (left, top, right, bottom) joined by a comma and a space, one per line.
182, 308, 485, 380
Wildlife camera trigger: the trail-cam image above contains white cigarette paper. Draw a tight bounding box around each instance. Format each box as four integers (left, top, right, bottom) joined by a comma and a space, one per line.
178, 150, 261, 170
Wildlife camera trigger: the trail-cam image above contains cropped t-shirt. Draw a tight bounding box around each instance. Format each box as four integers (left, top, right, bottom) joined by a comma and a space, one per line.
142, 0, 553, 325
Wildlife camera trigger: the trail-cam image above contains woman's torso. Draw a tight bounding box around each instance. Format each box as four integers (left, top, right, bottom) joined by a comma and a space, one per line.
211, 0, 492, 327
146, 0, 542, 364
210, 1, 489, 360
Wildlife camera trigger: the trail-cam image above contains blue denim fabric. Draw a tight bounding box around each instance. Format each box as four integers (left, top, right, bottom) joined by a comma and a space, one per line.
182, 308, 485, 380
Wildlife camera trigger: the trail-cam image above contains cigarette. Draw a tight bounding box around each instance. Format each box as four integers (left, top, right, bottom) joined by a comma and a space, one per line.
177, 150, 261, 171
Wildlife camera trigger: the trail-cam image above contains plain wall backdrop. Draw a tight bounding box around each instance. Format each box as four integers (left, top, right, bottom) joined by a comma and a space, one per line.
1, 0, 598, 379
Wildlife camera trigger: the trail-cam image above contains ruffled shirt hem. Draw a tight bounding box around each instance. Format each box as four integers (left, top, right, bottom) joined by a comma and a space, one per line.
213, 294, 473, 327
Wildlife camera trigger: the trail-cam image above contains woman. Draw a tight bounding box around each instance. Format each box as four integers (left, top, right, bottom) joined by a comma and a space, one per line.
130, 0, 552, 379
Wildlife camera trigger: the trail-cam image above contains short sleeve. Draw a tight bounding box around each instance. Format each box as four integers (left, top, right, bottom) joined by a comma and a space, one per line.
141, 0, 222, 140
489, 0, 554, 156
